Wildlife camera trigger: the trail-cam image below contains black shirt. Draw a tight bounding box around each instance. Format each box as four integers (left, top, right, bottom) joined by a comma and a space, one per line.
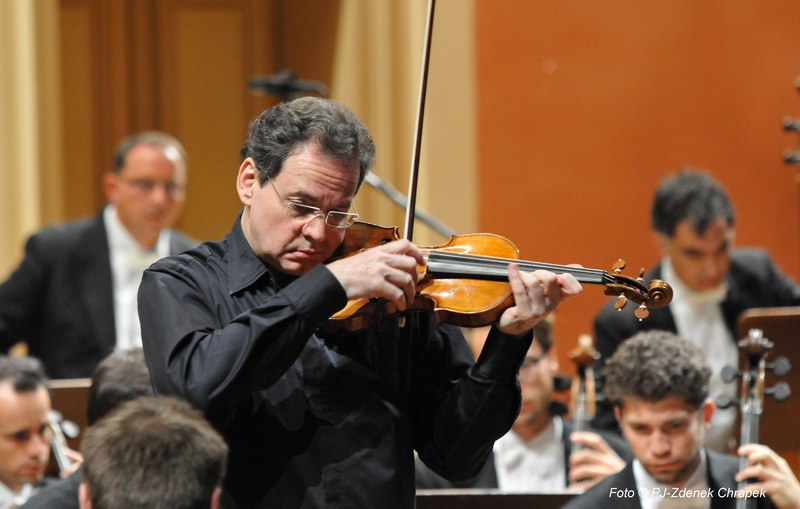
139, 213, 532, 508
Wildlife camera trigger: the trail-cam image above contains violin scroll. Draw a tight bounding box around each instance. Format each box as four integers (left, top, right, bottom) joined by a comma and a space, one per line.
607, 260, 673, 320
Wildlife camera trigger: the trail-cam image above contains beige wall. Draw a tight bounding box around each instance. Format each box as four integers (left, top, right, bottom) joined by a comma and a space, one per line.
0, 0, 62, 276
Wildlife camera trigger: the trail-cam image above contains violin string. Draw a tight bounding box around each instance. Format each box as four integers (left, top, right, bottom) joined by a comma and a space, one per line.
426, 250, 608, 284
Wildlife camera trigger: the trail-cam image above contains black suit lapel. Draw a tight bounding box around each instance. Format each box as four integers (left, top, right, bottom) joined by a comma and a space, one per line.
75, 214, 116, 351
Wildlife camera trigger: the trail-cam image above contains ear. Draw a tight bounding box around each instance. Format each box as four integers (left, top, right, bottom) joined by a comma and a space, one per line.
210, 486, 222, 509
79, 482, 92, 509
237, 158, 258, 206
613, 405, 623, 424
701, 398, 715, 428
102, 172, 119, 203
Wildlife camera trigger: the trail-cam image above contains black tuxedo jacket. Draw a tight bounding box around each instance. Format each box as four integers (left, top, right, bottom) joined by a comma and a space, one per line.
592, 248, 800, 430
415, 419, 632, 489
562, 449, 775, 509
0, 210, 195, 378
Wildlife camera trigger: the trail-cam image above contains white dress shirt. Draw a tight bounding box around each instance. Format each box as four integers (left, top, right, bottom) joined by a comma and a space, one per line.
493, 415, 566, 492
662, 259, 737, 452
105, 205, 170, 351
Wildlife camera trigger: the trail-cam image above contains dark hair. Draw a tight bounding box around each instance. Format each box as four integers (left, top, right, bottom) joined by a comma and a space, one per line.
240, 96, 375, 186
0, 355, 48, 392
603, 330, 711, 409
651, 168, 735, 237
113, 131, 189, 175
87, 348, 154, 425
81, 396, 228, 509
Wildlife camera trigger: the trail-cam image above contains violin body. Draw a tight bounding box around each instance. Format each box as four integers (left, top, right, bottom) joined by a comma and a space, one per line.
329, 222, 521, 331
326, 221, 672, 333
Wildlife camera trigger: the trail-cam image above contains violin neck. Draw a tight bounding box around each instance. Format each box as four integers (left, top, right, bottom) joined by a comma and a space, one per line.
426, 250, 609, 285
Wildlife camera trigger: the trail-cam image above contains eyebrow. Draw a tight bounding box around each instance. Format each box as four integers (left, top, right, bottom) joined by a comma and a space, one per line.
286, 189, 353, 211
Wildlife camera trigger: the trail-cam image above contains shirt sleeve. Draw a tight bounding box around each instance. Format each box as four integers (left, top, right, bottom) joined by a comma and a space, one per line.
413, 323, 532, 482
139, 261, 347, 420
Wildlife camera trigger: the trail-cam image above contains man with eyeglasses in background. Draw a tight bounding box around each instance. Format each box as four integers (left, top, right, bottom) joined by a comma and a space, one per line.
139, 97, 583, 509
0, 131, 195, 379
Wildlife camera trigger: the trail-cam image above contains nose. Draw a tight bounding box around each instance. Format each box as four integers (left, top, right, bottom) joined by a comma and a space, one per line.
697, 258, 726, 288
301, 214, 329, 241
28, 433, 50, 461
649, 431, 671, 457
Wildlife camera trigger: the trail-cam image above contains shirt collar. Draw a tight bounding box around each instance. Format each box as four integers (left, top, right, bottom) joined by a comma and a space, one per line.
633, 448, 708, 500
661, 258, 728, 307
104, 204, 170, 257
226, 210, 273, 295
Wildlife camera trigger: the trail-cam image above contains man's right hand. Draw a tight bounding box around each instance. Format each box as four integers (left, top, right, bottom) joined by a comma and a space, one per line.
326, 240, 424, 312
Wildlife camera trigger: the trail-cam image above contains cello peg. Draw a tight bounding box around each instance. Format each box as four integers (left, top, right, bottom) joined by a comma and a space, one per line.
611, 259, 626, 274
614, 294, 628, 311
634, 303, 649, 321
766, 381, 792, 402
768, 356, 792, 377
637, 268, 645, 284
720, 365, 740, 384
715, 394, 738, 409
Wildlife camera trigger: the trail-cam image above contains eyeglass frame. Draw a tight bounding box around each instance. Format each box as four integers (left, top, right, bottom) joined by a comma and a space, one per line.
266, 174, 360, 229
119, 177, 185, 198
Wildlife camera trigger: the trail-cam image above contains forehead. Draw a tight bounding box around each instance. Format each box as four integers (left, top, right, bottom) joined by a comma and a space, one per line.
670, 218, 732, 249
0, 383, 50, 432
620, 395, 697, 424
276, 144, 360, 193
122, 144, 185, 177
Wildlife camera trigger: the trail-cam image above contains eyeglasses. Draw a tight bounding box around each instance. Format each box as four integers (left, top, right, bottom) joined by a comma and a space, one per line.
267, 175, 359, 229
122, 177, 184, 198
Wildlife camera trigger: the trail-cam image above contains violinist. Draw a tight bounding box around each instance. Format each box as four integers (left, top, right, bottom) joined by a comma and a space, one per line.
564, 330, 780, 509
415, 319, 631, 492
593, 169, 800, 452
138, 97, 582, 509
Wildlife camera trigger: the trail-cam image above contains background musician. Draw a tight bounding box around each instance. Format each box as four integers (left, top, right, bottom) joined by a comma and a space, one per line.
565, 330, 780, 509
593, 169, 800, 451
0, 132, 195, 379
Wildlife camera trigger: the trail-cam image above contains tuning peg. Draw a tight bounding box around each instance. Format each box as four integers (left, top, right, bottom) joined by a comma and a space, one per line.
715, 394, 738, 409
548, 400, 569, 416
783, 150, 800, 165
634, 304, 649, 321
783, 117, 800, 132
768, 356, 792, 377
614, 294, 628, 311
552, 374, 572, 392
720, 365, 739, 384
766, 381, 791, 402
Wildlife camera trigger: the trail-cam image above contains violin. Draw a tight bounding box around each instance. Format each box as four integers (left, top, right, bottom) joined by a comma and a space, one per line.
568, 334, 600, 452
326, 0, 672, 333
327, 223, 672, 332
718, 328, 791, 508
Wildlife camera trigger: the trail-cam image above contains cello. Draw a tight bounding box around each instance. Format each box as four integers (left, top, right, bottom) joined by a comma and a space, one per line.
718, 328, 791, 508
568, 333, 600, 451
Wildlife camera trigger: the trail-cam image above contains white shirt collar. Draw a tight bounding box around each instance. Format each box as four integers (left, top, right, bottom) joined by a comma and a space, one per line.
661, 259, 728, 307
104, 205, 170, 257
493, 415, 566, 492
